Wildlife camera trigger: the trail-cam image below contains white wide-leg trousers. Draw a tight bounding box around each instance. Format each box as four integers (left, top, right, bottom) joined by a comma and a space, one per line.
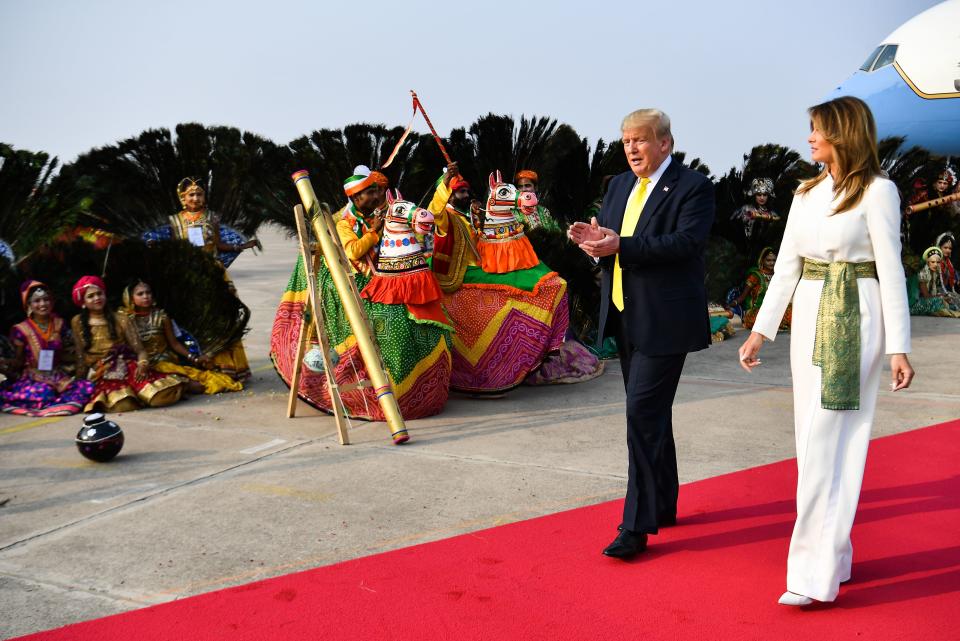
785, 278, 884, 602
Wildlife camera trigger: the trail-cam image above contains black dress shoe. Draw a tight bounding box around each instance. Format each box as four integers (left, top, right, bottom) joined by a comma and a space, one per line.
602, 529, 648, 559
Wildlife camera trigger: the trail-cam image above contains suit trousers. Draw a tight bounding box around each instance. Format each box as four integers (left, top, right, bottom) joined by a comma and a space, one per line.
616, 313, 686, 534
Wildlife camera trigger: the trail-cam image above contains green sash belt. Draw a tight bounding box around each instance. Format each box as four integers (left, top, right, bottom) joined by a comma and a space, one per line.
801, 258, 877, 411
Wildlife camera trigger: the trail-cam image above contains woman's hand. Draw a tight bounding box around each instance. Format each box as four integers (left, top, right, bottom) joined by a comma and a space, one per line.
738, 331, 765, 372
890, 354, 914, 391
197, 354, 213, 369
135, 360, 148, 382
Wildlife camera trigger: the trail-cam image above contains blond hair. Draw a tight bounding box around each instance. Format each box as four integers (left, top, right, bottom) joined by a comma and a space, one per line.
621, 109, 673, 148
796, 96, 881, 214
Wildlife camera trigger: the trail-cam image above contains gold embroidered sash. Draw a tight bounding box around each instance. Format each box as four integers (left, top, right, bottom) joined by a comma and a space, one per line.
801, 258, 877, 410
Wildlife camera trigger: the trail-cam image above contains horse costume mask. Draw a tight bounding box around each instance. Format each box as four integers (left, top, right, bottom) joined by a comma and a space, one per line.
360, 190, 446, 315
475, 171, 540, 274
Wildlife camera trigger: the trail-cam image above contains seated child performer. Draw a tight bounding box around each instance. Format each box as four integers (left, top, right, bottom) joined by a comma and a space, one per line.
122, 279, 242, 395
70, 276, 185, 413
0, 280, 94, 416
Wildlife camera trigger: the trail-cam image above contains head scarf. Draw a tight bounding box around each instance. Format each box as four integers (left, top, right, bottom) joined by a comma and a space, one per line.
19, 279, 49, 311
922, 246, 944, 263
514, 169, 538, 184
936, 232, 955, 249
122, 280, 150, 313
450, 176, 471, 192
757, 246, 776, 269
72, 275, 106, 307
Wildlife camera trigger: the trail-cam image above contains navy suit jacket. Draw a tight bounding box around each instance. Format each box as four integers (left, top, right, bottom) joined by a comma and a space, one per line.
596, 161, 715, 356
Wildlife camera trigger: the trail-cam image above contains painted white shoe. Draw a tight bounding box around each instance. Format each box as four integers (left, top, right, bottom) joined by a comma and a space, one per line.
778, 591, 813, 606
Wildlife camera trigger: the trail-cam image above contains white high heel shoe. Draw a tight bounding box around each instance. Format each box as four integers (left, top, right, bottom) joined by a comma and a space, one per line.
778, 591, 813, 606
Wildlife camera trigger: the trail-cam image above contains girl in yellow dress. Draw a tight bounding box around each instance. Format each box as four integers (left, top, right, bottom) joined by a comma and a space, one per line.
122, 279, 243, 395
70, 276, 184, 413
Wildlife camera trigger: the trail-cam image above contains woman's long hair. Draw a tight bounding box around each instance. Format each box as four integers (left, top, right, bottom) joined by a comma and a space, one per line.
796, 96, 882, 214
79, 303, 119, 349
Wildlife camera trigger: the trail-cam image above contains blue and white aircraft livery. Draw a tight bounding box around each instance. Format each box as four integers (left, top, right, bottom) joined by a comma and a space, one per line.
829, 0, 959, 155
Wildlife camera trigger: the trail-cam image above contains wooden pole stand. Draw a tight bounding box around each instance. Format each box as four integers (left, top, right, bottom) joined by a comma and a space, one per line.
286, 204, 350, 446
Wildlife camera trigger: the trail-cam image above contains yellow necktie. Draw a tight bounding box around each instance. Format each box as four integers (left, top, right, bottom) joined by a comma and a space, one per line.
612, 177, 650, 312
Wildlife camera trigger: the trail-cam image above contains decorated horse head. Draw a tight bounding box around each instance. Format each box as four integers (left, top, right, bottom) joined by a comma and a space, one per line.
481, 170, 538, 242
377, 190, 435, 274
361, 189, 446, 316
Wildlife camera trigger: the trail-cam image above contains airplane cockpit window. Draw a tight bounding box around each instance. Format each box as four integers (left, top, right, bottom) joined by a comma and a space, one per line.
873, 44, 898, 70
860, 46, 883, 72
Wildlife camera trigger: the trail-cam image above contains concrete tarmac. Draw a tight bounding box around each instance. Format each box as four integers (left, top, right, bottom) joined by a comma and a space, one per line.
1, 225, 957, 638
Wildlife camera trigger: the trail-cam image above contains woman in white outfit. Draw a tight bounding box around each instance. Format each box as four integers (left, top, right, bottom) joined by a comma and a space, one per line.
738, 96, 915, 606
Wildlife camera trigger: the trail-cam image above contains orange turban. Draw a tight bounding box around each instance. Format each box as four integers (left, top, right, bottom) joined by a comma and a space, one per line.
450, 176, 470, 192
514, 169, 538, 184
370, 171, 389, 188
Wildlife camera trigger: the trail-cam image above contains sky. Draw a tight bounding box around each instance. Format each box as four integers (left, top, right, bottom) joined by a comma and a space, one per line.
0, 0, 943, 176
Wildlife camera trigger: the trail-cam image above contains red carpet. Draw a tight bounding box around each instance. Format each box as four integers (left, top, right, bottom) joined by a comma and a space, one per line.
18, 421, 960, 641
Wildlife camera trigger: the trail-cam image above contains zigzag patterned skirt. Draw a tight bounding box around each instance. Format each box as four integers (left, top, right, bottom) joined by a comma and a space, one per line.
445, 263, 568, 393
270, 255, 452, 421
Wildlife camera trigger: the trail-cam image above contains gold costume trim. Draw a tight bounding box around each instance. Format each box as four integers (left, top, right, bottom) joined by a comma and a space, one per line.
801, 258, 877, 410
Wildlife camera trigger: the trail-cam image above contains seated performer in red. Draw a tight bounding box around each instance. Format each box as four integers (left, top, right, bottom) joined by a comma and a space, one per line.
1, 281, 94, 416
70, 276, 184, 413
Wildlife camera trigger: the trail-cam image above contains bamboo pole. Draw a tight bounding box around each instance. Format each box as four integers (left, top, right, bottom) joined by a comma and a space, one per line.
291, 171, 409, 444
287, 205, 351, 445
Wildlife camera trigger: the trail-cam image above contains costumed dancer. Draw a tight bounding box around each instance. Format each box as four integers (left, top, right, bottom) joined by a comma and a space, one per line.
936, 232, 960, 303
70, 276, 184, 413
271, 173, 453, 419
906, 166, 959, 253
1, 281, 94, 416
170, 178, 254, 380
513, 170, 561, 232
425, 163, 482, 293
731, 178, 781, 239
122, 280, 243, 395
512, 169, 604, 385
426, 167, 568, 393
909, 246, 960, 317
728, 247, 792, 330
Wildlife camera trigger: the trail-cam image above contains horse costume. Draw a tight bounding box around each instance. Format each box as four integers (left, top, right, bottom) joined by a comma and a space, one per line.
442, 171, 568, 393
271, 191, 452, 420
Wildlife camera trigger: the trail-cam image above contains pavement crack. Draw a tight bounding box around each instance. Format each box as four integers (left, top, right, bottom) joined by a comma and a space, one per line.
0, 568, 153, 607
0, 439, 316, 554
366, 445, 627, 481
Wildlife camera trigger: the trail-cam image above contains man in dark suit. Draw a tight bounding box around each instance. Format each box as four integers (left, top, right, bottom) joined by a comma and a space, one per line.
568, 109, 714, 559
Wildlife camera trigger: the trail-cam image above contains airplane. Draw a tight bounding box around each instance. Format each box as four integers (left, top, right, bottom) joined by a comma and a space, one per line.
828, 0, 959, 155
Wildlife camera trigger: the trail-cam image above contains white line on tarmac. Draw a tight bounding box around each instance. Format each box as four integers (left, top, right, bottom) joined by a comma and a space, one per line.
239, 438, 287, 454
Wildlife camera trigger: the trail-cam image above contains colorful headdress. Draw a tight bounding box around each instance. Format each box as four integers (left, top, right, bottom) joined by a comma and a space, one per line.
343, 173, 376, 197
177, 177, 205, 198
450, 176, 470, 192
936, 232, 955, 249
514, 169, 538, 184
747, 178, 775, 197
936, 166, 957, 189
72, 275, 106, 307
19, 279, 49, 311
922, 246, 944, 262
